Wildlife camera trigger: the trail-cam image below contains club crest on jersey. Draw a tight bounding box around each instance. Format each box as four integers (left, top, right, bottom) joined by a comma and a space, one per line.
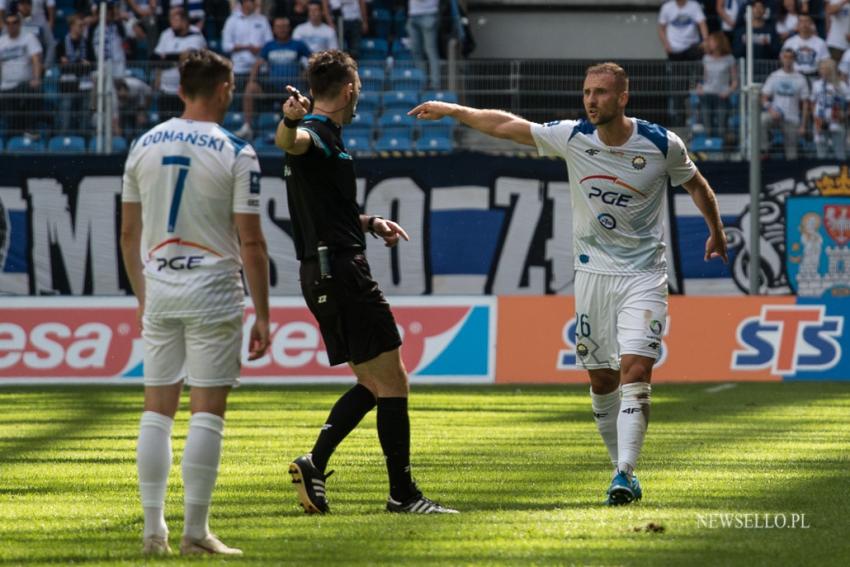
585, 148, 600, 156
649, 319, 663, 335
632, 155, 647, 170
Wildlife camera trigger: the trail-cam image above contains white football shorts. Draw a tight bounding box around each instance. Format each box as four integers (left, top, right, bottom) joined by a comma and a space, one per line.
142, 313, 243, 387
573, 270, 668, 370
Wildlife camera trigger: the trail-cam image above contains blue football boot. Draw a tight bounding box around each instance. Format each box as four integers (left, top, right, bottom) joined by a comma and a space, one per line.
606, 470, 642, 506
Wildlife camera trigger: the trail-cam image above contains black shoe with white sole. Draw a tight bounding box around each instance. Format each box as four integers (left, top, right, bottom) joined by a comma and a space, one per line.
289, 454, 332, 514
386, 493, 459, 514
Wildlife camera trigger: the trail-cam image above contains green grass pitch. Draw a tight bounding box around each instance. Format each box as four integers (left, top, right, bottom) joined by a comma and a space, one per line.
1, 383, 848, 566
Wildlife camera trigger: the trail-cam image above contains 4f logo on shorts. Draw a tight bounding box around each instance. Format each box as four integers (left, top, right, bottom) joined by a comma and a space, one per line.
732, 305, 843, 374
317, 295, 328, 304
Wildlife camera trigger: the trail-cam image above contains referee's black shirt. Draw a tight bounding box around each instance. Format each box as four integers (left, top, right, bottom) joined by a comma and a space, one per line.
284, 114, 366, 261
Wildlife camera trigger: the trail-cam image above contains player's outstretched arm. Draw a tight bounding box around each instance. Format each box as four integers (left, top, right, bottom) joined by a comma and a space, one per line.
235, 213, 271, 360
275, 86, 314, 155
408, 101, 536, 147
682, 172, 729, 263
120, 202, 146, 330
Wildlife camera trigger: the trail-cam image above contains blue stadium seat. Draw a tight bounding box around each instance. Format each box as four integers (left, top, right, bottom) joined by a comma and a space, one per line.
423, 90, 458, 104
345, 134, 373, 153
88, 136, 128, 153
48, 135, 87, 153
391, 41, 413, 61
359, 66, 386, 92
378, 111, 417, 136
382, 90, 419, 112
419, 117, 454, 139
416, 136, 453, 152
348, 112, 375, 135
390, 67, 426, 91
6, 136, 45, 153
690, 135, 723, 152
375, 134, 413, 152
224, 112, 248, 131
360, 38, 389, 61
356, 91, 380, 113
258, 113, 281, 135
252, 136, 280, 157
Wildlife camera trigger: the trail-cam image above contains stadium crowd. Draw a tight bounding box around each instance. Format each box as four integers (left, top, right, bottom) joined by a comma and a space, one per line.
668, 0, 850, 157
0, 0, 459, 150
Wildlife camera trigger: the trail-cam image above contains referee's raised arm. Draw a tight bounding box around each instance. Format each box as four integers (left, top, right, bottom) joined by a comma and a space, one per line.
275, 85, 314, 154
408, 101, 537, 147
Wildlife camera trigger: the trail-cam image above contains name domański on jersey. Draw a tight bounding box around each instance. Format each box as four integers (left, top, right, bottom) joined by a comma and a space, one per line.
140, 130, 227, 152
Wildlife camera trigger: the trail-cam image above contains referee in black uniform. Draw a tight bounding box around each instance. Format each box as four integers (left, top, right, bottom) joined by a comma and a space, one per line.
276, 50, 457, 515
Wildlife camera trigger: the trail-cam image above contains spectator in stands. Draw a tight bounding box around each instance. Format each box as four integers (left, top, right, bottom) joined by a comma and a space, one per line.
761, 48, 810, 158
88, 0, 128, 79
698, 31, 738, 139
717, 0, 741, 44
153, 6, 206, 118
733, 0, 780, 59
56, 13, 93, 132
658, 0, 709, 60
322, 0, 367, 59
824, 0, 850, 60
782, 14, 829, 80
236, 15, 310, 138
18, 0, 55, 66
407, 0, 440, 88
810, 57, 847, 157
0, 11, 43, 137
222, 0, 272, 83
293, 0, 337, 53
184, 0, 205, 28
282, 0, 311, 28
776, 0, 799, 41
126, 0, 159, 48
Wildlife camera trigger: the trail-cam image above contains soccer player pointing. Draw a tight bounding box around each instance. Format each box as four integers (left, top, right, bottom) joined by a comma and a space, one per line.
276, 50, 456, 515
411, 62, 728, 505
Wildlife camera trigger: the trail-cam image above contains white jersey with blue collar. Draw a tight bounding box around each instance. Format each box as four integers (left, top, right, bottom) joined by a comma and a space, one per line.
122, 118, 261, 318
531, 117, 697, 275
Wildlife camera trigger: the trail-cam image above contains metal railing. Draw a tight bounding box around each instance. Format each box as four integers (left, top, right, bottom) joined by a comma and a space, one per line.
0, 57, 819, 158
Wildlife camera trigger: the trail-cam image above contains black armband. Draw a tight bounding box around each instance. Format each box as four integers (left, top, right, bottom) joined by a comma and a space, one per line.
283, 116, 302, 129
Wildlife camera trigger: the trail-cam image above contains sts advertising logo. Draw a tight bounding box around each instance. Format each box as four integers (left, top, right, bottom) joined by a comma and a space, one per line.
732, 303, 847, 379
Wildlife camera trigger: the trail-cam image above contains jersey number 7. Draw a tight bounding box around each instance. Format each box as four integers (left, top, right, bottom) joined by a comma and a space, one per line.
162, 155, 192, 233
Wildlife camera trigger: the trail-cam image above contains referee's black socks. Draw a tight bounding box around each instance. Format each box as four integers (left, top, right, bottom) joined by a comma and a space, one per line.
377, 397, 419, 502
310, 383, 376, 473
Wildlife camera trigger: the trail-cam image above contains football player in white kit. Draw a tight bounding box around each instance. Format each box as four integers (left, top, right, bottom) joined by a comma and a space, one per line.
410, 62, 728, 505
121, 50, 271, 555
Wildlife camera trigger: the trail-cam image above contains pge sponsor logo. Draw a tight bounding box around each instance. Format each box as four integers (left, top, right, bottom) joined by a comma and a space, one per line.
241, 304, 492, 379
556, 316, 669, 370
588, 187, 632, 207
0, 309, 137, 377
154, 255, 204, 271
732, 305, 844, 374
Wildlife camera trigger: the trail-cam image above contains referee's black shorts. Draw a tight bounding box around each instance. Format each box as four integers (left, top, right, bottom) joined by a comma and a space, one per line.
299, 250, 402, 366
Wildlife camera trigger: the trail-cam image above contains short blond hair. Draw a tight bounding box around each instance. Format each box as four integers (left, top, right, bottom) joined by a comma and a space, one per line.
585, 62, 629, 93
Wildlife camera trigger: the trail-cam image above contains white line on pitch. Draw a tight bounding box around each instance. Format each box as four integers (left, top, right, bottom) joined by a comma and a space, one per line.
705, 383, 738, 394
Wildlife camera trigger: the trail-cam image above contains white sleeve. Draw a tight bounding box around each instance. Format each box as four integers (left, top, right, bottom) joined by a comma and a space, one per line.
27, 32, 43, 55
691, 2, 706, 23
221, 17, 235, 53
666, 131, 698, 187
762, 74, 775, 96
192, 34, 207, 50
839, 50, 850, 76
328, 26, 339, 50
154, 33, 168, 56
122, 148, 141, 203
232, 146, 262, 215
658, 3, 671, 25
262, 19, 273, 45
818, 41, 830, 62
530, 120, 578, 158
292, 24, 305, 41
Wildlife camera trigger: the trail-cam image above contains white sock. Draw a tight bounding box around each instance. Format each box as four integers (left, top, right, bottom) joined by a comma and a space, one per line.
590, 387, 620, 467
137, 411, 174, 539
617, 382, 652, 476
182, 412, 224, 540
